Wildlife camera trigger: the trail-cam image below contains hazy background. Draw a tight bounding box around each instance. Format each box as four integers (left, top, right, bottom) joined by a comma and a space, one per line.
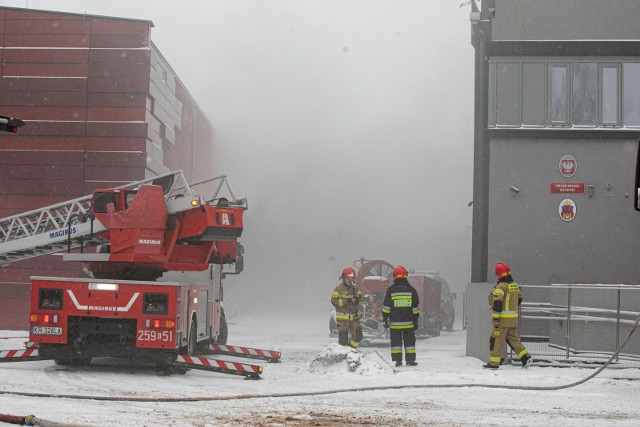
1, 0, 475, 321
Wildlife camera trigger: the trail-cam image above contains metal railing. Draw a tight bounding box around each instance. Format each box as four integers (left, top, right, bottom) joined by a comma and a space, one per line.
514, 284, 640, 368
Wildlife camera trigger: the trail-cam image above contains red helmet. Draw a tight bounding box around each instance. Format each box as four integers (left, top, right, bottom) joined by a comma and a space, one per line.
393, 265, 408, 279
495, 262, 511, 278
341, 267, 356, 280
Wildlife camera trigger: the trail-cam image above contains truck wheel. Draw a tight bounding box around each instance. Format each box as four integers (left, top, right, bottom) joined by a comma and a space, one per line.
329, 317, 337, 336
188, 321, 197, 356
217, 314, 228, 345
431, 320, 441, 337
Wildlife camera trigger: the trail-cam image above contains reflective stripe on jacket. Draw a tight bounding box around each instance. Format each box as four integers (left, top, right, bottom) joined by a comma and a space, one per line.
491, 280, 521, 328
331, 281, 362, 321
382, 278, 420, 329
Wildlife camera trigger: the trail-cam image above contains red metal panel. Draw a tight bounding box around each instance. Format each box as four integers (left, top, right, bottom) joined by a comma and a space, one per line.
15, 121, 86, 137
0, 150, 84, 165
85, 137, 146, 152
86, 121, 147, 138
83, 180, 142, 194
91, 34, 148, 49
2, 91, 87, 106
91, 18, 150, 36
88, 77, 149, 93
4, 34, 90, 48
0, 136, 86, 150
3, 63, 88, 77
84, 166, 147, 182
3, 48, 89, 63
1, 106, 87, 121
0, 310, 28, 330
87, 107, 146, 122
90, 49, 150, 63
0, 194, 75, 210
0, 179, 84, 196
87, 92, 146, 108
0, 165, 84, 181
89, 62, 150, 79
5, 19, 91, 35
84, 151, 147, 167
6, 9, 85, 20
1, 76, 87, 91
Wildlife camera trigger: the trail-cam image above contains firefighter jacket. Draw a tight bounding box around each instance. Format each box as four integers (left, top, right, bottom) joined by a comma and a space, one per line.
381, 278, 420, 330
489, 277, 522, 328
331, 281, 363, 321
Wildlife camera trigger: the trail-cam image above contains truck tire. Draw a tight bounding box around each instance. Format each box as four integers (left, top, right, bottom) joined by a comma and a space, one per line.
431, 320, 441, 337
188, 321, 197, 356
329, 316, 337, 336
217, 314, 228, 345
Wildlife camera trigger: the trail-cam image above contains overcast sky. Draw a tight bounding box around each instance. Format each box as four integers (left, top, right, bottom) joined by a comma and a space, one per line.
0, 0, 475, 316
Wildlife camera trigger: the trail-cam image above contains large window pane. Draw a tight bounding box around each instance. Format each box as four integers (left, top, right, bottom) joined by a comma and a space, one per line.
572, 63, 597, 126
601, 65, 620, 125
522, 62, 545, 126
549, 65, 568, 125
496, 62, 520, 126
624, 63, 640, 126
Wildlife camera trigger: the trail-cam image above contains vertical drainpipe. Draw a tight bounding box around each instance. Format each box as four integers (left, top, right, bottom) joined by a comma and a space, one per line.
470, 0, 493, 283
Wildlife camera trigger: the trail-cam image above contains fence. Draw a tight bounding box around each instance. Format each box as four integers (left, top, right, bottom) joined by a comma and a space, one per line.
515, 284, 640, 368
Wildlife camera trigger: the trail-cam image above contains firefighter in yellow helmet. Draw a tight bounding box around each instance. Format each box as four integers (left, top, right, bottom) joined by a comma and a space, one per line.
484, 262, 532, 369
331, 266, 363, 348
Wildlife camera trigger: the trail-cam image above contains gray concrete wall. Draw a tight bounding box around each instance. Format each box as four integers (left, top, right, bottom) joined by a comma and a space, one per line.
492, 0, 640, 41
487, 138, 640, 289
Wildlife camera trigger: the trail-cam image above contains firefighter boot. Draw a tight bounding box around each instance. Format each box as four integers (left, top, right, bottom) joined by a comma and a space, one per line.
406, 361, 418, 366
395, 361, 402, 367
521, 354, 532, 368
482, 363, 499, 369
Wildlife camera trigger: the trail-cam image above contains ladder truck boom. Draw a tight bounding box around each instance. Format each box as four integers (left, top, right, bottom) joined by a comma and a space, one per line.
0, 170, 281, 378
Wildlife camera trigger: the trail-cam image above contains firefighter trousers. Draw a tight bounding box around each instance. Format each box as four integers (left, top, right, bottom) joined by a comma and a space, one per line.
337, 319, 362, 348
489, 325, 529, 366
390, 328, 416, 363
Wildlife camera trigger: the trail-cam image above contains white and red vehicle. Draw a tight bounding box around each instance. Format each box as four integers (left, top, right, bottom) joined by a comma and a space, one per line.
0, 171, 279, 378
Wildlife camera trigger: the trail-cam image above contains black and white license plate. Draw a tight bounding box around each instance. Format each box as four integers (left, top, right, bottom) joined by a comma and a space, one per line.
31, 326, 63, 336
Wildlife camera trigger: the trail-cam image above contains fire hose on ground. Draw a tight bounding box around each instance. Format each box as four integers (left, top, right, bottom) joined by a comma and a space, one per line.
0, 312, 639, 425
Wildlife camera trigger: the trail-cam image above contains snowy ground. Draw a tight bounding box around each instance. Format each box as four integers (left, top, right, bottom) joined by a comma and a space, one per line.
1, 314, 640, 426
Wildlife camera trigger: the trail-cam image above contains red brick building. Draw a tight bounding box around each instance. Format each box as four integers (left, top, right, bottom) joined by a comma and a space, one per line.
0, 7, 215, 328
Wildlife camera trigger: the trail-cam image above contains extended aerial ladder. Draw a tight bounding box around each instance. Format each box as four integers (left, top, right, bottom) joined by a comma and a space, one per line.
0, 171, 281, 379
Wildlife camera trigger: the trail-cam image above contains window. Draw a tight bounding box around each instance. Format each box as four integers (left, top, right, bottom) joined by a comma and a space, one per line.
572, 63, 597, 126
144, 293, 168, 314
601, 64, 621, 126
495, 62, 520, 126
489, 59, 640, 129
522, 62, 546, 126
39, 288, 63, 310
624, 63, 640, 126
549, 64, 569, 125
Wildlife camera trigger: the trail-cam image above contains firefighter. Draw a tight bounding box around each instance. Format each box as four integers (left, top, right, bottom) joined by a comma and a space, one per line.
79, 262, 94, 279
484, 262, 532, 369
331, 266, 363, 348
382, 265, 420, 367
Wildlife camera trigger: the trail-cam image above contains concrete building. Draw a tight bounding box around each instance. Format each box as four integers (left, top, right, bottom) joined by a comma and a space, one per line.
467, 0, 640, 361
0, 7, 214, 329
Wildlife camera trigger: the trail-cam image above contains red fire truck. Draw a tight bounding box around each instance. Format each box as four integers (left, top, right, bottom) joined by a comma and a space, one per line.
0, 171, 279, 378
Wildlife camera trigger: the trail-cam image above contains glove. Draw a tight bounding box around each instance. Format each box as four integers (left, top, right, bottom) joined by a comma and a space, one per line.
383, 319, 389, 329
413, 322, 418, 331
492, 318, 500, 328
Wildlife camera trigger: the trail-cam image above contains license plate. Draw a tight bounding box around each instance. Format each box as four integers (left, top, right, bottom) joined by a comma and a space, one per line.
31, 326, 63, 336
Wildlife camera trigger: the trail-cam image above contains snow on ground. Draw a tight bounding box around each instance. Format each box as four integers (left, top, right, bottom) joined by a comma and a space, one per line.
1, 314, 640, 426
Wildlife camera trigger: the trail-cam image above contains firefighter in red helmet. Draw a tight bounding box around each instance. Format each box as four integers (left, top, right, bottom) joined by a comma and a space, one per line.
331, 266, 363, 348
484, 262, 532, 369
382, 265, 420, 367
